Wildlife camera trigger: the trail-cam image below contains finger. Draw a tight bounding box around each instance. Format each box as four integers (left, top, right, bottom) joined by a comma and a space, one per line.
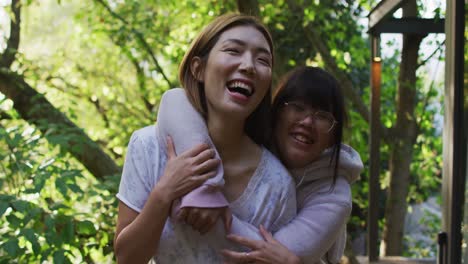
194, 158, 220, 175
176, 208, 189, 222
181, 171, 216, 194
192, 171, 217, 185
192, 148, 216, 164
166, 136, 177, 159
221, 249, 253, 262
259, 225, 274, 242
226, 234, 259, 250
222, 208, 232, 233
181, 143, 210, 158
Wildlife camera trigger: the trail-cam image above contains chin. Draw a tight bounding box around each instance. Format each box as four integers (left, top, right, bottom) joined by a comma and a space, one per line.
285, 153, 307, 169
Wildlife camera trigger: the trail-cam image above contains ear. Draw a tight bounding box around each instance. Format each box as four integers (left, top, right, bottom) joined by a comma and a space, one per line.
190, 56, 204, 82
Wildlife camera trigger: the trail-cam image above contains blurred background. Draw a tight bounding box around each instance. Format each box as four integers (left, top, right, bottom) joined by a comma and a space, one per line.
0, 0, 465, 263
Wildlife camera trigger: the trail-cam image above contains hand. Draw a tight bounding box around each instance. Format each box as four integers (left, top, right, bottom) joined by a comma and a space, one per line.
156, 136, 220, 202
221, 225, 301, 264
177, 206, 232, 234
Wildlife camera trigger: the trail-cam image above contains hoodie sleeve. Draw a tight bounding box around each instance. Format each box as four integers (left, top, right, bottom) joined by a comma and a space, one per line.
274, 177, 352, 263
156, 88, 228, 217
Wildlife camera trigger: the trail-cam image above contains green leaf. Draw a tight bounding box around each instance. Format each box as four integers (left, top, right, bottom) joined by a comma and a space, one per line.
55, 178, 68, 197
76, 220, 96, 236
21, 228, 41, 255
62, 219, 75, 244
49, 202, 69, 211
2, 238, 19, 257
67, 183, 82, 194
0, 201, 9, 217
53, 249, 66, 264
0, 195, 14, 202
11, 200, 29, 212
6, 214, 22, 227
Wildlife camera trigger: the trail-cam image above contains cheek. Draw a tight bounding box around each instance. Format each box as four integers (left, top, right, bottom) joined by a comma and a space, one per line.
274, 115, 288, 135
259, 70, 272, 89
274, 116, 290, 147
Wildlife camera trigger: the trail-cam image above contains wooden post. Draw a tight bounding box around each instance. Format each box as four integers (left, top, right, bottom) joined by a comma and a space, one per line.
368, 35, 381, 262
442, 0, 465, 263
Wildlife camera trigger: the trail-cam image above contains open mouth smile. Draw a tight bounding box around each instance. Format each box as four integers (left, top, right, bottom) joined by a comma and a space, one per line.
226, 80, 254, 97
291, 132, 315, 145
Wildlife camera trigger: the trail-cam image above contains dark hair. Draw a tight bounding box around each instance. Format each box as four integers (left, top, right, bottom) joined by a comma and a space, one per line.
271, 66, 346, 183
178, 13, 274, 145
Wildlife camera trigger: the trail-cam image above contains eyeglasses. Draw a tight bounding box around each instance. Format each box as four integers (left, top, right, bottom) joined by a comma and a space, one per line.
283, 101, 337, 133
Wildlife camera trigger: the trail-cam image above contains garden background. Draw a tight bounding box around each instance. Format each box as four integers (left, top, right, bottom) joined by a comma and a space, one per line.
0, 0, 450, 263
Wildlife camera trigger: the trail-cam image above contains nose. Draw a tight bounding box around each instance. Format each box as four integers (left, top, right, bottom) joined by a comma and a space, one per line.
298, 114, 315, 126
239, 53, 255, 75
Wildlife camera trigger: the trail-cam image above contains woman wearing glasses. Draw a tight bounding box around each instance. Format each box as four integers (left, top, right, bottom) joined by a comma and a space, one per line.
158, 66, 363, 263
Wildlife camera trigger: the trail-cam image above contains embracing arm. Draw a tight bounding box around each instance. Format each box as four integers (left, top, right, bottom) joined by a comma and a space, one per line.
273, 177, 352, 262
223, 177, 352, 264
157, 88, 228, 213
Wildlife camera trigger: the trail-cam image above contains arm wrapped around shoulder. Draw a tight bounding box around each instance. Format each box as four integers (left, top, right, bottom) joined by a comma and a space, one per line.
156, 88, 228, 215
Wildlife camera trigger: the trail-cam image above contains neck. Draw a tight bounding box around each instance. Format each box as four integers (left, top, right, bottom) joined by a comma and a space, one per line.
207, 113, 247, 161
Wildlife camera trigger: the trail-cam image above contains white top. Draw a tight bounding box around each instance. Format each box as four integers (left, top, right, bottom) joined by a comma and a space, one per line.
117, 125, 297, 263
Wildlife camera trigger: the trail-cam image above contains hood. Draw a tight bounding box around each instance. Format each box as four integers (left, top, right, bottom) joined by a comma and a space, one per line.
290, 144, 363, 187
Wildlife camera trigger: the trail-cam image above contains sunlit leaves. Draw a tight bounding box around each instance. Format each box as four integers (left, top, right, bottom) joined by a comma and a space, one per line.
0, 0, 446, 260
0, 122, 117, 262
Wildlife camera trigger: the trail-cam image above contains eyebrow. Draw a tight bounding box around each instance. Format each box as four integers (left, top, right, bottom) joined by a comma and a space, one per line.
222, 39, 272, 57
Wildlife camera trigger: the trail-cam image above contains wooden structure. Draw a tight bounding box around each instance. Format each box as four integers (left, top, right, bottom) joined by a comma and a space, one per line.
367, 0, 465, 263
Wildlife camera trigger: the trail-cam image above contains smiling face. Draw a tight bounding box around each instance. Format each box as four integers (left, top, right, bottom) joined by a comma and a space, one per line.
271, 66, 345, 170
274, 102, 334, 169
191, 25, 273, 121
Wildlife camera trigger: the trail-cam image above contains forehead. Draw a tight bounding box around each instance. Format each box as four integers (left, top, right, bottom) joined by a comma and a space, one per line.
216, 25, 271, 53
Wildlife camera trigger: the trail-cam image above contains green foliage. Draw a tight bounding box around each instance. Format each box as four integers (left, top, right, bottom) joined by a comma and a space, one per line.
0, 123, 118, 262
0, 0, 445, 260
403, 205, 441, 258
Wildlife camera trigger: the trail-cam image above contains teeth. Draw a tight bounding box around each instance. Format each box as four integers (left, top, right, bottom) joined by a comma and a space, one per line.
293, 134, 312, 144
227, 81, 252, 94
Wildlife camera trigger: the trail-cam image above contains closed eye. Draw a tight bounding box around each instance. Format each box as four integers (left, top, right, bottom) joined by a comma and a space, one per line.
289, 102, 307, 112
224, 48, 240, 54
258, 56, 271, 66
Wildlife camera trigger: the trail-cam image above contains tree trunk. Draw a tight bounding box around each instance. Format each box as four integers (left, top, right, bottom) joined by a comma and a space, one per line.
0, 72, 120, 179
381, 0, 424, 255
237, 0, 260, 17
0, 0, 120, 180
0, 0, 20, 68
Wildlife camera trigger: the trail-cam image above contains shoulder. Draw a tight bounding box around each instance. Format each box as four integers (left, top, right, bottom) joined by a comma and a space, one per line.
160, 88, 188, 108
131, 125, 158, 144
127, 125, 161, 160
338, 144, 363, 183
299, 176, 352, 209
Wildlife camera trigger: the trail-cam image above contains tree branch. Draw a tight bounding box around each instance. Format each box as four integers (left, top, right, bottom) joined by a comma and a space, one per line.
0, 70, 120, 179
0, 0, 21, 68
0, 110, 13, 120
94, 0, 175, 88
417, 39, 445, 68
237, 0, 260, 17
120, 46, 154, 113
45, 75, 112, 128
